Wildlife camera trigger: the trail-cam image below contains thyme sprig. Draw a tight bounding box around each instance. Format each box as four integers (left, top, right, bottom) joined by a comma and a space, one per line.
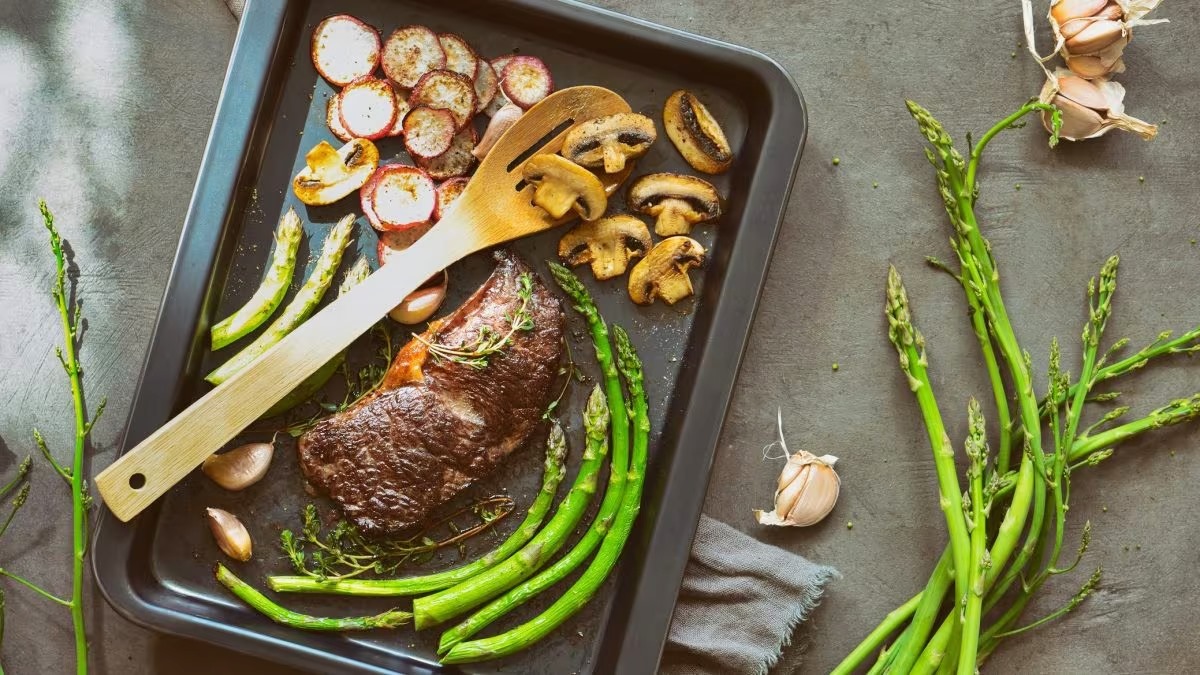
281, 324, 397, 437
281, 497, 515, 581
417, 273, 535, 369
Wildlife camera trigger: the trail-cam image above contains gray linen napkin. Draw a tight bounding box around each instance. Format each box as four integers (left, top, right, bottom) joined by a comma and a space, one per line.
663, 515, 838, 675
218, 3, 837, 671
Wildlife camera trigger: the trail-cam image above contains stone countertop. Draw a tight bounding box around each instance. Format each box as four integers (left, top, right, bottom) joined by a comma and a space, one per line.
1, 0, 1197, 672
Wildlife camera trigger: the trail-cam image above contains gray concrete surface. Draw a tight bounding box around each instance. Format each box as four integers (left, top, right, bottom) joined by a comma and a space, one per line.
1, 0, 1197, 672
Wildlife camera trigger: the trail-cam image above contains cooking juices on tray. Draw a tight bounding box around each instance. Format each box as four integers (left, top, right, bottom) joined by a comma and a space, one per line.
196, 9, 740, 665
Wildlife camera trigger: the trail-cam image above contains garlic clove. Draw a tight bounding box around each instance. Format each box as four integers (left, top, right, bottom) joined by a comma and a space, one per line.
206, 507, 253, 561
1066, 55, 1120, 79
202, 442, 274, 491
388, 271, 448, 324
1065, 20, 1125, 54
1051, 0, 1107, 24
1047, 95, 1105, 139
755, 451, 841, 527
1057, 75, 1110, 111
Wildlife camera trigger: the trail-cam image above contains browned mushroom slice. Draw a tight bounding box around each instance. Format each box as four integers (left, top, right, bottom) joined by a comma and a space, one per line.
627, 236, 706, 305
627, 172, 722, 237
558, 215, 652, 281
521, 154, 608, 221
663, 90, 733, 174
292, 138, 380, 206
561, 113, 657, 174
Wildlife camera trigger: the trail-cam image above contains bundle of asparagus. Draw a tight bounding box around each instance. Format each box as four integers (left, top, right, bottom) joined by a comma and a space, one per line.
833, 100, 1200, 674
216, 264, 652, 663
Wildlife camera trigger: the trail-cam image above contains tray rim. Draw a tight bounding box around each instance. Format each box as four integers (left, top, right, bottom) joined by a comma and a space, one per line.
91, 0, 808, 673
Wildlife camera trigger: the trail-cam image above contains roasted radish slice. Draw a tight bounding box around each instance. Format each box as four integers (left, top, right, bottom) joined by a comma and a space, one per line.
434, 177, 469, 221
437, 33, 478, 78
382, 26, 446, 89
377, 223, 434, 264
410, 70, 476, 129
386, 89, 411, 137
485, 56, 516, 116
337, 78, 398, 140
416, 127, 477, 181
292, 138, 379, 206
368, 165, 436, 230
403, 106, 456, 159
326, 95, 353, 142
311, 15, 380, 86
473, 59, 499, 115
360, 169, 386, 231
500, 56, 553, 109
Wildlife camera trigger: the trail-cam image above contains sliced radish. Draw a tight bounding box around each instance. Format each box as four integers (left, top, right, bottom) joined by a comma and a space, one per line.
368, 165, 436, 230
486, 57, 517, 116
434, 178, 469, 221
416, 127, 477, 181
472, 59, 498, 115
410, 70, 476, 130
403, 106, 456, 159
437, 33, 478, 79
382, 26, 446, 89
312, 15, 380, 86
326, 95, 353, 142
377, 223, 434, 264
500, 56, 553, 109
360, 169, 386, 231
386, 89, 411, 137
338, 78, 398, 140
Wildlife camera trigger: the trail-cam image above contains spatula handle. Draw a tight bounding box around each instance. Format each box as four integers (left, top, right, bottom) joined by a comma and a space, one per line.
96, 224, 467, 522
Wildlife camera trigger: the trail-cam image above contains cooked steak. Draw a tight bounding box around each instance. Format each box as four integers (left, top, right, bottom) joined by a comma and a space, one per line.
298, 251, 565, 536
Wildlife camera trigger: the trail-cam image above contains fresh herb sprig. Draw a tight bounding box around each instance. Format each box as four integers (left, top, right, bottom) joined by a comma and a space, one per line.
281, 497, 514, 581
417, 273, 535, 369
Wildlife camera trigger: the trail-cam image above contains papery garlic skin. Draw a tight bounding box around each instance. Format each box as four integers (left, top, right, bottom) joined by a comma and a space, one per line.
754, 451, 841, 527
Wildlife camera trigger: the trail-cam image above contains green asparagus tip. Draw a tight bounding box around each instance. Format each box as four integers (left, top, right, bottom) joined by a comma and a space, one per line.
584, 384, 611, 437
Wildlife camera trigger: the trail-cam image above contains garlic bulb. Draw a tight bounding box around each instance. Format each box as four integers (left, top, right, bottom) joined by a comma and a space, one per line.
1046, 0, 1167, 79
1038, 70, 1156, 140
755, 450, 841, 527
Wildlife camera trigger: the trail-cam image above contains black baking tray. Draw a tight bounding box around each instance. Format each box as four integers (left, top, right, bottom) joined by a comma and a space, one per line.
92, 0, 806, 672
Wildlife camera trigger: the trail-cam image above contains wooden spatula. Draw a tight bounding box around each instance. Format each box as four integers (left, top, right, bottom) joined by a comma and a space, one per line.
96, 85, 631, 521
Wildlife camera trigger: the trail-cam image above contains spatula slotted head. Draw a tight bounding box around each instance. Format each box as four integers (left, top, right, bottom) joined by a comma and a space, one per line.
453, 86, 631, 248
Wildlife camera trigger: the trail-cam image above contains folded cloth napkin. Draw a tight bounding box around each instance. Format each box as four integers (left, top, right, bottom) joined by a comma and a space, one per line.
663, 515, 838, 675
218, 4, 836, 671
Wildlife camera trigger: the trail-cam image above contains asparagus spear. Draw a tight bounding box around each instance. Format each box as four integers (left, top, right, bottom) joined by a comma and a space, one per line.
260, 255, 370, 418
266, 423, 568, 596
211, 208, 304, 350
411, 387, 612, 629
434, 269, 636, 653
214, 564, 411, 630
206, 213, 356, 385
440, 324, 650, 664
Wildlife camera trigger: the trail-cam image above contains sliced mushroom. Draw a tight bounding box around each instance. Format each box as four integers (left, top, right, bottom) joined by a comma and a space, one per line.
561, 113, 657, 174
627, 173, 722, 236
628, 236, 706, 306
522, 154, 607, 221
558, 215, 652, 281
292, 138, 379, 206
663, 90, 733, 174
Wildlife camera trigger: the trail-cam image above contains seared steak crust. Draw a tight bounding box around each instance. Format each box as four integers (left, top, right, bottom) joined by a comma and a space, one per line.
298, 252, 564, 535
